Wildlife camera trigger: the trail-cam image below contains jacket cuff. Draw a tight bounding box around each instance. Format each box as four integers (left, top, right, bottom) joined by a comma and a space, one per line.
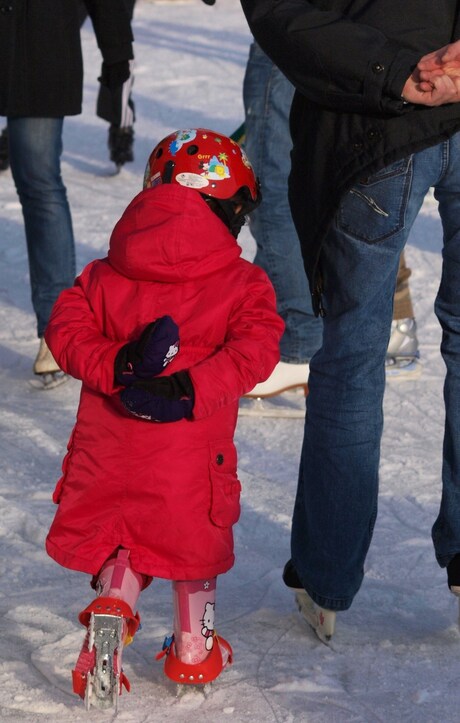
363, 43, 419, 114
381, 48, 421, 109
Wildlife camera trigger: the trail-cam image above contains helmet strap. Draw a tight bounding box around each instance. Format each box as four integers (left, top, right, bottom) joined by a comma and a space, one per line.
163, 160, 175, 184
202, 196, 246, 238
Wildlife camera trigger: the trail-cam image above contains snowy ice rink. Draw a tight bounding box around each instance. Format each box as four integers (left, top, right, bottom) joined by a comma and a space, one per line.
0, 1, 458, 720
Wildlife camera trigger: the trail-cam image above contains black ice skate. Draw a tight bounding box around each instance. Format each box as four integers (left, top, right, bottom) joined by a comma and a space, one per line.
108, 125, 134, 169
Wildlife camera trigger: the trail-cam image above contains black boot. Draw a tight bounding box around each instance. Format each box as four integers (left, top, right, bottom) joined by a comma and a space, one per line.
447, 553, 460, 595
108, 125, 134, 168
0, 127, 9, 171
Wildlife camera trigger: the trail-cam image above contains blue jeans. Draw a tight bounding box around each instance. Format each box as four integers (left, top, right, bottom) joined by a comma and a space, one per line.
8, 117, 76, 337
292, 134, 460, 610
243, 42, 322, 363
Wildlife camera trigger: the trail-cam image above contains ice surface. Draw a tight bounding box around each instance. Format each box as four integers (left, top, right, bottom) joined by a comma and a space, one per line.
0, 2, 458, 721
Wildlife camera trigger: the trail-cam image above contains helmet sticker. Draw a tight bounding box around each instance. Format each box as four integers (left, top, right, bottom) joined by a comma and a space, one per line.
150, 171, 163, 188
240, 147, 252, 170
175, 172, 210, 190
201, 154, 231, 182
143, 162, 152, 188
169, 129, 197, 156
143, 164, 162, 189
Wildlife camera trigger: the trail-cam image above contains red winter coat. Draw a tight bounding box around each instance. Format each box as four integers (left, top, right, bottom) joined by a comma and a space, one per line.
45, 185, 283, 581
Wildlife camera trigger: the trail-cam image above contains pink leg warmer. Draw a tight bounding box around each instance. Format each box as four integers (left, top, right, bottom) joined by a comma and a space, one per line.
172, 578, 218, 664
95, 548, 143, 611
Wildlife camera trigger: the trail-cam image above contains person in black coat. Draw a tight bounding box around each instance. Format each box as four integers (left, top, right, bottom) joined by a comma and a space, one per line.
0, 0, 133, 383
241, 0, 460, 640
78, 0, 137, 169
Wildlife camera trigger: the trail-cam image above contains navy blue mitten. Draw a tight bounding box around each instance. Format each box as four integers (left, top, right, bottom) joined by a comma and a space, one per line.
115, 316, 179, 386
120, 371, 194, 422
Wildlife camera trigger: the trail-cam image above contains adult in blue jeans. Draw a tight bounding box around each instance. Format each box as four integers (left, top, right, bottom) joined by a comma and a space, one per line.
241, 0, 460, 642
243, 42, 420, 397
243, 42, 322, 396
0, 1, 133, 384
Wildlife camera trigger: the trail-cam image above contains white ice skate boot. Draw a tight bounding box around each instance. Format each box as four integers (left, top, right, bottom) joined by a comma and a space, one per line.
245, 361, 309, 397
386, 318, 421, 380
294, 589, 336, 644
283, 560, 336, 645
32, 337, 68, 389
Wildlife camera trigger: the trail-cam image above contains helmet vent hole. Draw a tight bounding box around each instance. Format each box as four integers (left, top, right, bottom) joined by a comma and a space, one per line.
156, 148, 163, 159
186, 144, 199, 155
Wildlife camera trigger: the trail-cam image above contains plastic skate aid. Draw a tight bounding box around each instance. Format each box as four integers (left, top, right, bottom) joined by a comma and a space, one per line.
72, 596, 140, 701
156, 633, 233, 685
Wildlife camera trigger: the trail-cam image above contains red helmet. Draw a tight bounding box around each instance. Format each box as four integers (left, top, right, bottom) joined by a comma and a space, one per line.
143, 128, 259, 204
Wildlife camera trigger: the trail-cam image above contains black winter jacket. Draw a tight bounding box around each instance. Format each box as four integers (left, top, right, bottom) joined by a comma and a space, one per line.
0, 0, 133, 118
240, 0, 460, 312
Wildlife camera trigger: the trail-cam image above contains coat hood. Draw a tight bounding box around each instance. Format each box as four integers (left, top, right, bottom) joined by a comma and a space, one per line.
108, 184, 242, 282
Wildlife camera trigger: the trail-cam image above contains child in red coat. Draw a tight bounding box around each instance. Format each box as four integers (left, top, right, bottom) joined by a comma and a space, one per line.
45, 128, 284, 709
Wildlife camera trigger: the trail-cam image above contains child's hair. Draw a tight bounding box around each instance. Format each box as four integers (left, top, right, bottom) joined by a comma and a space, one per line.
143, 128, 261, 237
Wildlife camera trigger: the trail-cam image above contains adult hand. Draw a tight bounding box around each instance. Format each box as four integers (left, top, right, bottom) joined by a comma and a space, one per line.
115, 316, 179, 386
402, 68, 460, 107
120, 371, 194, 422
417, 40, 460, 81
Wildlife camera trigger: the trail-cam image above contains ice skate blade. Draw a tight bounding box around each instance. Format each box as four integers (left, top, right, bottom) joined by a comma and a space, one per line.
244, 383, 308, 399
29, 371, 70, 390
385, 358, 422, 381
239, 389, 306, 418
85, 613, 123, 711
174, 682, 212, 698
295, 590, 336, 646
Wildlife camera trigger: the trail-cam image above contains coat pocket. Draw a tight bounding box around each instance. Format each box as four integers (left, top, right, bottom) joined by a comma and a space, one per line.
52, 427, 76, 504
208, 440, 241, 528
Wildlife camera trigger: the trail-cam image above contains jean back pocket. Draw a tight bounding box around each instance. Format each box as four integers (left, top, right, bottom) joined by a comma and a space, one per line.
337, 156, 412, 243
